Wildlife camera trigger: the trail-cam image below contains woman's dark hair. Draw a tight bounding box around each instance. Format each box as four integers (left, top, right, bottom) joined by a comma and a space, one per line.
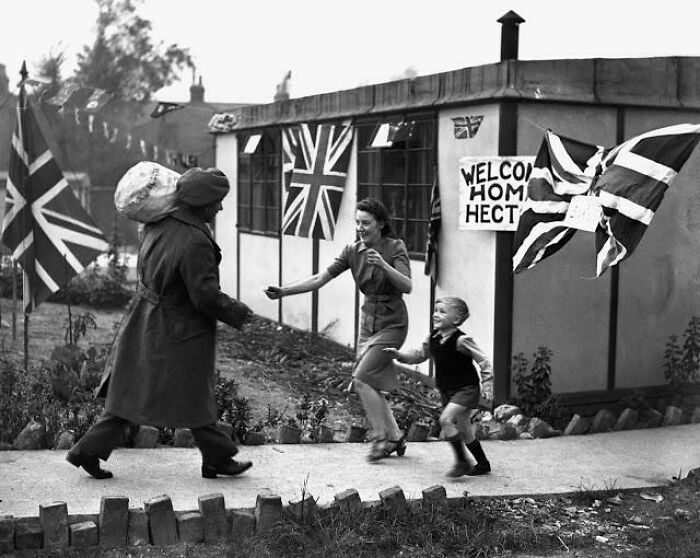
356, 197, 394, 237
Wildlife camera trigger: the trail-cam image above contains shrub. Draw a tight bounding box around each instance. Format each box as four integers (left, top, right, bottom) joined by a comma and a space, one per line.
214, 372, 254, 441
512, 347, 568, 428
48, 240, 134, 310
664, 316, 700, 405
294, 394, 330, 438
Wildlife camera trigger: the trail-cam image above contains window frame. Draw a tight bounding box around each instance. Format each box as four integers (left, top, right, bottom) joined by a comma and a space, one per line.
236, 129, 281, 236
355, 112, 437, 258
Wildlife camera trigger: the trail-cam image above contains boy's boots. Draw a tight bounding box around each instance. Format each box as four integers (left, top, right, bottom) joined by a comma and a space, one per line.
466, 439, 491, 475
445, 434, 471, 477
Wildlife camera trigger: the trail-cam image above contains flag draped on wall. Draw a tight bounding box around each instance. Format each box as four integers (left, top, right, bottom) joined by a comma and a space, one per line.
594, 123, 700, 276
281, 122, 353, 240
1, 81, 109, 313
424, 172, 441, 281
512, 130, 607, 273
452, 115, 484, 139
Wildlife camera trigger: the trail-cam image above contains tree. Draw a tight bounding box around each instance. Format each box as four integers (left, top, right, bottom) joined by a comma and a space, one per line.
75, 0, 192, 102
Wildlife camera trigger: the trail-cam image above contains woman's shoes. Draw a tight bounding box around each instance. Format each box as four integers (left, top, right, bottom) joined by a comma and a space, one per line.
367, 438, 387, 462
383, 433, 407, 457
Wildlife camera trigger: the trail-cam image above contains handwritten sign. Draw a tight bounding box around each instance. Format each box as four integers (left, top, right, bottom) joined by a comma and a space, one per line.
458, 156, 534, 231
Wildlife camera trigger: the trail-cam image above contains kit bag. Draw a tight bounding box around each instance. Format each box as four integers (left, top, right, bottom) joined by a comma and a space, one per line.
114, 161, 180, 222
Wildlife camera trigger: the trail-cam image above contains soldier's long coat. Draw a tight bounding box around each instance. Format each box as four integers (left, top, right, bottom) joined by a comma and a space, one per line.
97, 207, 249, 428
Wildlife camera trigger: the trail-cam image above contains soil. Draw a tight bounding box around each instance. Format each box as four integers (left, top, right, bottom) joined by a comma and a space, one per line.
3, 298, 700, 556
0, 299, 369, 432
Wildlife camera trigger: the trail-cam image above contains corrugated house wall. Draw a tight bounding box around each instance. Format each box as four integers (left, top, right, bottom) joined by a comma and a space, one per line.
212, 55, 700, 407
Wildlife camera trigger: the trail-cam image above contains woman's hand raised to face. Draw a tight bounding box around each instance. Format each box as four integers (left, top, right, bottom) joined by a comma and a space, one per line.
364, 248, 386, 268
264, 286, 283, 300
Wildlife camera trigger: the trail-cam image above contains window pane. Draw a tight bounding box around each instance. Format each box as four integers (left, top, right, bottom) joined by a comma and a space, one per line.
267, 208, 279, 233
238, 156, 250, 179
238, 204, 250, 229
408, 119, 434, 149
357, 122, 378, 149
263, 129, 280, 153
405, 221, 427, 254
252, 207, 265, 231
358, 185, 378, 202
407, 150, 431, 185
391, 218, 406, 243
382, 151, 405, 185
358, 152, 380, 184
265, 181, 279, 208
238, 177, 251, 205
265, 155, 278, 181
382, 186, 405, 219
407, 185, 431, 219
252, 157, 264, 180
252, 182, 265, 206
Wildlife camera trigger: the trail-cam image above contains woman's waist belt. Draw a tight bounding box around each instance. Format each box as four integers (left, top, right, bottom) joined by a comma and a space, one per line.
364, 294, 401, 303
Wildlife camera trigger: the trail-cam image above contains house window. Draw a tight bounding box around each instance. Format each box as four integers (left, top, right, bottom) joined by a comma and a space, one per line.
356, 113, 436, 256
237, 129, 280, 235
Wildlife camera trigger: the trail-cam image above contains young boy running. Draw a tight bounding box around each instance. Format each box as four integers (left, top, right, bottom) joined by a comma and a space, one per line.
385, 296, 493, 477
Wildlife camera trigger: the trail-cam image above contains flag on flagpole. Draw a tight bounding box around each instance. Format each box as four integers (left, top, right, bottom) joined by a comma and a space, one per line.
594, 123, 700, 276
424, 171, 441, 281
1, 81, 109, 313
281, 122, 353, 239
512, 130, 607, 273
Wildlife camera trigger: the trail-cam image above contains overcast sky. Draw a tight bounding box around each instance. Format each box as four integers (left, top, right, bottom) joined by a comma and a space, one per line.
2, 1, 699, 105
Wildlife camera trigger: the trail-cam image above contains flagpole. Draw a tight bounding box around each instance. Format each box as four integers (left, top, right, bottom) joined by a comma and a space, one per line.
11, 261, 17, 341
19, 62, 30, 372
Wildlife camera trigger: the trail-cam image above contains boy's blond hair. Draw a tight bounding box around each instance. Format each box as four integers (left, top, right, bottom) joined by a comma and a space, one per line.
436, 296, 470, 325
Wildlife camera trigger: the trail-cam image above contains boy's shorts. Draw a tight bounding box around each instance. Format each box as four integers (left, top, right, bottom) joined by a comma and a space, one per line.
440, 385, 480, 409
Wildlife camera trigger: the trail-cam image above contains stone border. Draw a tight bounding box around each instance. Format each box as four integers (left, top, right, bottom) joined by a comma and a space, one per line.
3, 467, 699, 554
8, 404, 700, 451
479, 404, 700, 441
0, 486, 454, 553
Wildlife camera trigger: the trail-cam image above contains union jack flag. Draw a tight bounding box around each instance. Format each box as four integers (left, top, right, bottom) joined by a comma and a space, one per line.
452, 115, 484, 139
1, 81, 109, 313
424, 171, 441, 281
512, 130, 607, 274
281, 122, 353, 239
594, 123, 700, 276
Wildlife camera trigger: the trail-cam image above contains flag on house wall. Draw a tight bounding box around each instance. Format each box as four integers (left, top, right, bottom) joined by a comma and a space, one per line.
1, 82, 109, 313
424, 172, 441, 281
452, 115, 484, 139
512, 130, 607, 273
281, 122, 353, 239
594, 123, 700, 276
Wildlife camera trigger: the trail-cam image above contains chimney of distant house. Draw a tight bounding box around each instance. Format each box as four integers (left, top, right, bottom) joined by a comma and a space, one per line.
190, 75, 205, 104
0, 64, 9, 95
497, 10, 525, 61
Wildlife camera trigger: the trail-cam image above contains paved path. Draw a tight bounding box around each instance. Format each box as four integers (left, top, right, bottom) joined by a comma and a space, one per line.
2, 424, 699, 518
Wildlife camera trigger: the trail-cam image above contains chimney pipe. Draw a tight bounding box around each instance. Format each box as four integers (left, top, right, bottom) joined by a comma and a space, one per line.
497, 10, 525, 61
190, 75, 205, 104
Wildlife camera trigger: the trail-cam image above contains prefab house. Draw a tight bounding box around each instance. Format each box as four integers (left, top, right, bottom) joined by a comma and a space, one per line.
209, 17, 700, 409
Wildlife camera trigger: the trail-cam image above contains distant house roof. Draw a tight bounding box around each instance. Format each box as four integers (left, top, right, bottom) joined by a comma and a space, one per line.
209, 57, 700, 134
132, 78, 253, 167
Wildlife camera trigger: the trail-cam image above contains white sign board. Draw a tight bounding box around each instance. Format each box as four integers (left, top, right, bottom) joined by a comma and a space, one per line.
459, 156, 534, 231
563, 195, 602, 232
